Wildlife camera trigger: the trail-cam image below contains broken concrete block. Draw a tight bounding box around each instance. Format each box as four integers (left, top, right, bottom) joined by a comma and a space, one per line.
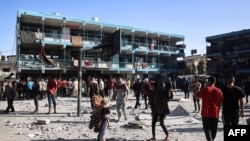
36, 119, 50, 125
128, 120, 145, 129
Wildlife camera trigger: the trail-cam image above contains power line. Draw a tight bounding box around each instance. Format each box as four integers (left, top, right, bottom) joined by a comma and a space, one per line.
0, 49, 14, 53
185, 36, 207, 55
0, 26, 16, 55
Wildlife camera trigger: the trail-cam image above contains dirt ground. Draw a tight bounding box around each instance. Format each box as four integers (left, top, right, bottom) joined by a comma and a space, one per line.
0, 91, 249, 141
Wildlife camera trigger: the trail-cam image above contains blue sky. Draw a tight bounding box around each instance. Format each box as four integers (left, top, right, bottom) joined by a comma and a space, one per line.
1, 0, 249, 56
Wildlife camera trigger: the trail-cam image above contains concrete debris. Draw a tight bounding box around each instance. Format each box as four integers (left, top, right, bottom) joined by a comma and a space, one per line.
36, 118, 50, 125
127, 120, 146, 129
168, 104, 190, 116
0, 93, 247, 141
138, 114, 151, 120
27, 133, 41, 138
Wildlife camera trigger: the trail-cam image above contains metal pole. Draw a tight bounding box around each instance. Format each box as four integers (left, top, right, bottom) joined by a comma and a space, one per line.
76, 46, 97, 116
191, 49, 194, 75
77, 49, 83, 116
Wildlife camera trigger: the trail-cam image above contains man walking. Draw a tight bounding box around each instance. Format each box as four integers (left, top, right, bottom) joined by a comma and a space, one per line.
112, 77, 128, 122
4, 81, 16, 113
189, 76, 201, 113
196, 76, 223, 141
47, 76, 57, 114
183, 77, 190, 99
221, 75, 245, 125
243, 77, 250, 104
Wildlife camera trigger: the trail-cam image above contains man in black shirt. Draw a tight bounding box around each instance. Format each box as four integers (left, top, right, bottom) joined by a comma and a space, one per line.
243, 77, 250, 103
221, 75, 245, 125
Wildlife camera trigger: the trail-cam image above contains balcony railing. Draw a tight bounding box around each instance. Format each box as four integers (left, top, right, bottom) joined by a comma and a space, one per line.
207, 44, 250, 54
121, 41, 180, 53
20, 30, 102, 47
71, 60, 173, 71
17, 57, 185, 74
18, 58, 73, 69
207, 46, 221, 54
20, 30, 182, 56
0, 61, 16, 66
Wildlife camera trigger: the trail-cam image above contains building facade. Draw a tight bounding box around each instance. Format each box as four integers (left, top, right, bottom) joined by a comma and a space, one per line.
206, 29, 250, 77
16, 9, 186, 80
0, 55, 16, 81
184, 54, 206, 75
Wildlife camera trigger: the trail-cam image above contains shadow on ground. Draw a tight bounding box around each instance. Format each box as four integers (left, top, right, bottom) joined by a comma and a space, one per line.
31, 139, 145, 141
169, 126, 224, 133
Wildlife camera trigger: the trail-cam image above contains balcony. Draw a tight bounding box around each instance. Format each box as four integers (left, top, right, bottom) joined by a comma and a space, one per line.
206, 46, 221, 54
121, 41, 181, 55
71, 60, 163, 73
17, 55, 184, 74
18, 58, 73, 70
20, 30, 102, 48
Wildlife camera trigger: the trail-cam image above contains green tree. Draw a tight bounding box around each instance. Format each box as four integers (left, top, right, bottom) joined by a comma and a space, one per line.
185, 64, 192, 75
197, 60, 205, 74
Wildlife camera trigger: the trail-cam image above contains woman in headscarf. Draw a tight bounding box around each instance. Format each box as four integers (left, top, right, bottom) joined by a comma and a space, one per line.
147, 74, 172, 141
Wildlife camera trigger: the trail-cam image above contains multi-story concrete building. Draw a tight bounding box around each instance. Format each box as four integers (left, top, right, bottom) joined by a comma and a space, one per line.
206, 29, 250, 77
16, 9, 186, 80
184, 54, 206, 75
0, 55, 16, 81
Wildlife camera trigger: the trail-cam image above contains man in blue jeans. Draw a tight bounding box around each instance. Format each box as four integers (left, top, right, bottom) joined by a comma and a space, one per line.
47, 76, 57, 114
183, 77, 190, 99
112, 78, 129, 122
97, 99, 110, 141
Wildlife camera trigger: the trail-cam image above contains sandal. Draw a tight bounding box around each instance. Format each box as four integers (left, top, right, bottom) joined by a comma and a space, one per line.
146, 137, 156, 141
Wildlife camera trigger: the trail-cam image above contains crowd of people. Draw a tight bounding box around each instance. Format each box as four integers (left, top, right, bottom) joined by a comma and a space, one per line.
88, 74, 172, 141
0, 74, 249, 141
185, 75, 247, 141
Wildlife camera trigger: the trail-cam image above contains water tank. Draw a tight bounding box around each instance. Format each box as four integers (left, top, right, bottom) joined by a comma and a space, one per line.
52, 13, 60, 16
2, 55, 5, 61
92, 16, 99, 22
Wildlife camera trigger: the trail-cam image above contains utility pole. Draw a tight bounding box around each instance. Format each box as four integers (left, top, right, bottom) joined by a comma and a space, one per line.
191, 49, 197, 75
77, 48, 83, 116
77, 46, 104, 116
77, 33, 113, 116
